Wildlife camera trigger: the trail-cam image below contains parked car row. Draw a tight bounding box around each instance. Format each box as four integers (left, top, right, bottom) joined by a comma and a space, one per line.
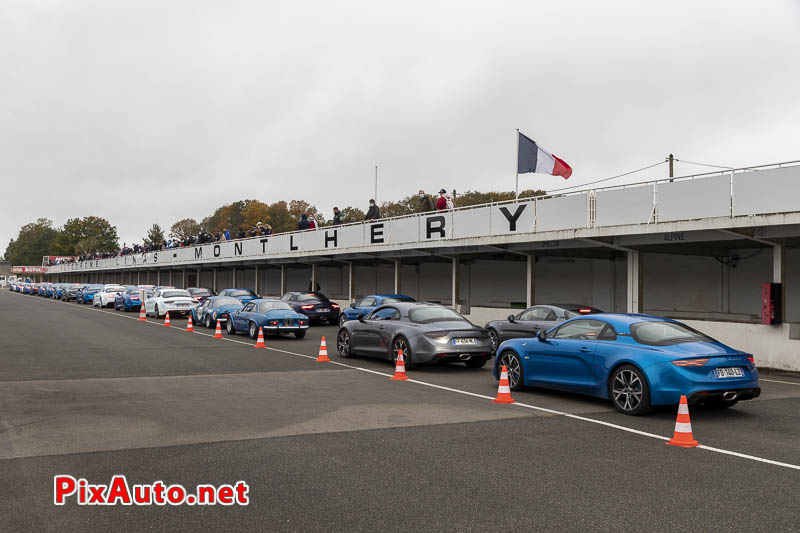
8, 281, 762, 416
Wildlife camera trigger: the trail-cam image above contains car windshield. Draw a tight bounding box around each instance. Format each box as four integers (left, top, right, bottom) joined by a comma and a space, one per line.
297, 292, 326, 302
106, 287, 125, 292
229, 290, 255, 297
213, 298, 242, 307
190, 289, 213, 296
630, 321, 715, 346
383, 296, 414, 303
162, 290, 190, 298
408, 307, 466, 324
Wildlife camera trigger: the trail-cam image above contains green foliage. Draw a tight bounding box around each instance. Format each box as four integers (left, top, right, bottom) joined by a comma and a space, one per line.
4, 218, 59, 266
143, 223, 165, 247
54, 216, 119, 255
338, 206, 365, 224
169, 218, 201, 240
453, 189, 546, 207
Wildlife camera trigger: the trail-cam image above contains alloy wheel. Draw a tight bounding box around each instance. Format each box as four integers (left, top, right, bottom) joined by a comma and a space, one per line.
393, 338, 409, 362
489, 330, 499, 352
500, 352, 521, 388
337, 330, 351, 357
612, 370, 643, 413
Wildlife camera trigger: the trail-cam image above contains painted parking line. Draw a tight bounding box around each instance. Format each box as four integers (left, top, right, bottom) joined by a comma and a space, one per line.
760, 378, 800, 386
58, 299, 800, 471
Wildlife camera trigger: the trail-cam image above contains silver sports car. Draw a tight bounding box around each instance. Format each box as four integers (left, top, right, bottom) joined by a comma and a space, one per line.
336, 302, 493, 369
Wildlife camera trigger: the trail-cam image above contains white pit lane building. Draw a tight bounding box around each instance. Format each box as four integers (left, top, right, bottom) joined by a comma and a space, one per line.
46, 161, 800, 371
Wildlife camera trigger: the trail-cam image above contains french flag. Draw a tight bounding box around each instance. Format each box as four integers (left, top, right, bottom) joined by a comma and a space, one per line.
517, 132, 573, 179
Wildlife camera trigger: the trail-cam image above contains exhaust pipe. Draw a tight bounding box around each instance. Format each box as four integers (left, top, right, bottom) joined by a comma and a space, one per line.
459, 354, 471, 361
723, 392, 738, 401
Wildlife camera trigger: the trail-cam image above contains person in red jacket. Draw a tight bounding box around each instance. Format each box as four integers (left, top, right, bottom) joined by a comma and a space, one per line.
436, 189, 448, 210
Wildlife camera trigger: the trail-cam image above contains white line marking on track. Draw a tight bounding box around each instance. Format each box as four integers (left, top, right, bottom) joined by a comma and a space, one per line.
760, 378, 800, 386
64, 299, 800, 471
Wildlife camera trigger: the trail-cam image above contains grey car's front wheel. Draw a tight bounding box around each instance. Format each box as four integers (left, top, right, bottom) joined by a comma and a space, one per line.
338, 314, 347, 327
498, 351, 524, 390
337, 329, 352, 357
609, 364, 652, 416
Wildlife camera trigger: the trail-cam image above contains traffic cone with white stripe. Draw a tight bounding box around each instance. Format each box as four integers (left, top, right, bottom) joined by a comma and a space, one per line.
254, 327, 266, 348
391, 350, 408, 381
666, 395, 698, 447
493, 365, 515, 404
185, 315, 194, 332
316, 336, 330, 362
213, 320, 223, 339
138, 305, 146, 322
163, 312, 171, 327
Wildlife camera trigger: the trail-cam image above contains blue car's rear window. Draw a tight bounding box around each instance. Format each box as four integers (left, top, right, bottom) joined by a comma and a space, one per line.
630, 321, 715, 346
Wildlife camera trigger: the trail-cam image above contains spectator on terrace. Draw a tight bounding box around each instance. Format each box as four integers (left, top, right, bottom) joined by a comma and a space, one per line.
298, 214, 310, 231
332, 207, 342, 226
365, 199, 380, 221
308, 215, 317, 230
418, 190, 435, 213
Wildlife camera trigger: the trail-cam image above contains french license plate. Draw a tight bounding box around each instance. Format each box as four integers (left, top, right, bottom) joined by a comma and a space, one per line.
178, 303, 190, 307
715, 367, 744, 379
316, 308, 329, 313
452, 338, 477, 345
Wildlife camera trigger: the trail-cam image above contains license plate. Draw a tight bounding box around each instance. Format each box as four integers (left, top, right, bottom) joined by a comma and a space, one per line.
715, 367, 744, 379
178, 303, 190, 307
316, 308, 329, 313
452, 338, 477, 345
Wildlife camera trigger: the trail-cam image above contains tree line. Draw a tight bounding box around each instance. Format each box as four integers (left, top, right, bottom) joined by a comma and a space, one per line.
4, 189, 544, 265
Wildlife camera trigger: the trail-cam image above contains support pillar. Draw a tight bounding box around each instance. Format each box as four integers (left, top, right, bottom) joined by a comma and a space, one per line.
157, 270, 161, 286
774, 245, 785, 320
280, 265, 287, 295
311, 263, 317, 292
232, 266, 237, 287
169, 270, 173, 286
137, 271, 141, 285
526, 254, 536, 308
182, 269, 187, 289
197, 268, 201, 289
626, 251, 641, 313
348, 262, 354, 303
213, 268, 217, 292
451, 257, 460, 311
254, 265, 259, 295
394, 260, 401, 294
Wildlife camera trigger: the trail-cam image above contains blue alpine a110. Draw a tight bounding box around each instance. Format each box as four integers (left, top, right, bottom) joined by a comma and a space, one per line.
225, 298, 310, 339
493, 313, 760, 415
191, 296, 244, 329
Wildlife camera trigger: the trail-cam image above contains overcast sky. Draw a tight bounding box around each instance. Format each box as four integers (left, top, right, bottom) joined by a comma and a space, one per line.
1, 0, 799, 254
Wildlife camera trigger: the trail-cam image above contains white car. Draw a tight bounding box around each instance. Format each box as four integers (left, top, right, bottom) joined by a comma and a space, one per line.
145, 288, 196, 318
93, 285, 126, 307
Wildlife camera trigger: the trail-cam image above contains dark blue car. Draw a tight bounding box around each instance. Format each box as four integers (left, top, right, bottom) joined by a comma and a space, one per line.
191, 296, 244, 329
76, 284, 103, 304
217, 288, 260, 305
226, 299, 309, 339
338, 293, 415, 326
493, 313, 761, 416
115, 287, 152, 312
280, 292, 340, 324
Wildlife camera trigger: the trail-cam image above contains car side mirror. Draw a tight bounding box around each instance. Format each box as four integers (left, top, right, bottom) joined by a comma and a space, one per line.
507, 314, 516, 323
537, 330, 547, 342
357, 314, 366, 322
350, 301, 356, 308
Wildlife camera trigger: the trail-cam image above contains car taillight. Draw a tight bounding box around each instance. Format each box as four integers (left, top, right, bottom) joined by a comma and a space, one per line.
331, 304, 340, 309
269, 320, 279, 325
131, 296, 139, 301
579, 308, 592, 313
301, 305, 314, 310
672, 358, 709, 367
299, 320, 308, 325
748, 356, 755, 365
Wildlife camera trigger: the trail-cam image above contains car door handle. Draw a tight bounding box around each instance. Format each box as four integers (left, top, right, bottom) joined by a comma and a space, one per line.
579, 347, 591, 353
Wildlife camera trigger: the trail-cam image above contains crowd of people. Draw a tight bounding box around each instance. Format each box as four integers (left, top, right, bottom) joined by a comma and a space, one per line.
65, 189, 458, 264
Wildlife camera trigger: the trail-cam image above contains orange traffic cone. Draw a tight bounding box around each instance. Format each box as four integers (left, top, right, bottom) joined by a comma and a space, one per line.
315, 336, 330, 362
666, 395, 699, 447
391, 350, 409, 381
493, 365, 515, 404
163, 312, 171, 327
185, 315, 194, 332
213, 320, 223, 339
137, 305, 146, 322
254, 327, 266, 348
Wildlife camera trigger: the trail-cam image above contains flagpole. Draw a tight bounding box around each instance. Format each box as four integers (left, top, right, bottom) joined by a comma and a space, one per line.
515, 129, 520, 199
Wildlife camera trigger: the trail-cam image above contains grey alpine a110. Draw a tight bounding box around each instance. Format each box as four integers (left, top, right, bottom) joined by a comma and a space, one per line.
335, 302, 493, 368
